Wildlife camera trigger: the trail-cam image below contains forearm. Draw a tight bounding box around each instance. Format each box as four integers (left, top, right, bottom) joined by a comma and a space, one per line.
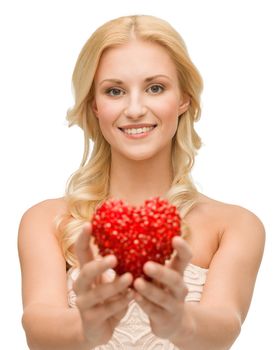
22, 304, 93, 350
169, 303, 241, 350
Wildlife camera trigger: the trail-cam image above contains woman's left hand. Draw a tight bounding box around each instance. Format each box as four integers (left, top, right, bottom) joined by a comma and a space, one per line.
133, 236, 192, 339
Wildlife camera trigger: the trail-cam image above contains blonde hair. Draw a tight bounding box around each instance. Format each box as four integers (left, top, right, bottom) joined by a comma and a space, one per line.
56, 15, 203, 268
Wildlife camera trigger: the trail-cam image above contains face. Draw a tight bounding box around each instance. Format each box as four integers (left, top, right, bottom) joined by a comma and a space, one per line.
92, 39, 190, 161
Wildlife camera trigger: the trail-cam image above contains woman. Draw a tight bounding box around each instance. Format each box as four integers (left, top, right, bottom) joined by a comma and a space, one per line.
18, 15, 265, 349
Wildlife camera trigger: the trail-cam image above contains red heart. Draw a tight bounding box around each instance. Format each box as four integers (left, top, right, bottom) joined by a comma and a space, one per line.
91, 197, 181, 280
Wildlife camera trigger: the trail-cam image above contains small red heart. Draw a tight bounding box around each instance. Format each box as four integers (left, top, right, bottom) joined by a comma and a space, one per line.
91, 197, 181, 280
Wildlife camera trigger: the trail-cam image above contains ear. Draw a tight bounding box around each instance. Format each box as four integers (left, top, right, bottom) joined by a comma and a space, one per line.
178, 93, 191, 116
92, 98, 99, 118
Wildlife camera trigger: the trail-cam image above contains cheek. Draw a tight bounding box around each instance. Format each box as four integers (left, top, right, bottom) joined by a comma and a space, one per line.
95, 100, 121, 126
95, 100, 123, 143
152, 97, 179, 124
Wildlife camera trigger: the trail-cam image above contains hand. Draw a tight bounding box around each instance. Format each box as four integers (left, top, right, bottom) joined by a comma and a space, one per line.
133, 236, 192, 340
73, 222, 134, 347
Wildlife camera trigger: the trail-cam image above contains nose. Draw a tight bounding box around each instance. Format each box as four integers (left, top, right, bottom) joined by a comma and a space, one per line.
123, 92, 147, 119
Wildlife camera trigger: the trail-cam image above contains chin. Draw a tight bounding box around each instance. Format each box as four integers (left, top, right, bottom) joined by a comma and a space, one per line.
126, 155, 153, 161
125, 151, 158, 162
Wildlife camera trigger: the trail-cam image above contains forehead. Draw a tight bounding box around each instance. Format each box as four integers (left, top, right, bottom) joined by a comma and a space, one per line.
94, 40, 178, 81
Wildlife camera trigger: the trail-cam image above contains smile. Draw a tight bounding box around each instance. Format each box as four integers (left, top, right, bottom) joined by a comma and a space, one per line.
121, 126, 156, 135
118, 125, 157, 139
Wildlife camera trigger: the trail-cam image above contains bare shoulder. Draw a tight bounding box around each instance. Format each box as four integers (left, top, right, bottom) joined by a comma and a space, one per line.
194, 192, 265, 265
21, 197, 68, 218
196, 192, 265, 235
194, 194, 265, 323
18, 198, 71, 307
19, 197, 68, 230
18, 197, 69, 250
185, 193, 265, 268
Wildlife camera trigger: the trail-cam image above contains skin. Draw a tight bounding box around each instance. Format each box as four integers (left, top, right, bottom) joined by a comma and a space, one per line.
18, 39, 265, 350
92, 40, 190, 206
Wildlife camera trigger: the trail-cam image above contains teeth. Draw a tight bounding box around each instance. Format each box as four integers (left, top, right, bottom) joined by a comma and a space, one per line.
122, 126, 155, 135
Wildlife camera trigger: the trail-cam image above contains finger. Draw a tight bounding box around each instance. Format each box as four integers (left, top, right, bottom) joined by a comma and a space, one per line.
73, 255, 117, 294
169, 236, 192, 273
111, 304, 130, 325
143, 261, 187, 300
99, 291, 134, 323
85, 290, 133, 325
76, 273, 133, 309
101, 265, 116, 284
134, 292, 162, 318
74, 222, 94, 268
134, 277, 178, 313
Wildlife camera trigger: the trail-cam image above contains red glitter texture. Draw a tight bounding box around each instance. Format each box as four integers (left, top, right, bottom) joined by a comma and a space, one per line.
91, 197, 181, 280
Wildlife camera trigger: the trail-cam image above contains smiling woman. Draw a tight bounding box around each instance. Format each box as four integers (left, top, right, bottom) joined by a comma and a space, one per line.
18, 14, 265, 350
92, 39, 190, 163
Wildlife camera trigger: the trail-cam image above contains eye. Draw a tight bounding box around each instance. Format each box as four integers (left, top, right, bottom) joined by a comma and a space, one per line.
106, 88, 124, 96
147, 84, 164, 94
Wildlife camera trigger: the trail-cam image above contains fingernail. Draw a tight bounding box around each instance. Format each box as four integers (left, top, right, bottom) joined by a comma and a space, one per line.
121, 273, 131, 284
105, 255, 116, 265
135, 278, 145, 291
145, 262, 156, 274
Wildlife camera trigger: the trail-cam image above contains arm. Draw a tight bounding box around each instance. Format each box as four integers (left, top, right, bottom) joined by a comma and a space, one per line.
18, 199, 91, 350
22, 305, 90, 350
18, 199, 133, 350
134, 206, 265, 350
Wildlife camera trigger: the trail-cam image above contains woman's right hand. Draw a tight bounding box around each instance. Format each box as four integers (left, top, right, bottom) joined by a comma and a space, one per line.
73, 222, 134, 348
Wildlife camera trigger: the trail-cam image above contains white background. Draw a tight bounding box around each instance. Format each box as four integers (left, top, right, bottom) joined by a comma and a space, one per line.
1, 0, 276, 348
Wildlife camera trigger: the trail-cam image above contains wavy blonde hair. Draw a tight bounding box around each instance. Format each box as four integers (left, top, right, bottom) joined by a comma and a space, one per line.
56, 15, 203, 268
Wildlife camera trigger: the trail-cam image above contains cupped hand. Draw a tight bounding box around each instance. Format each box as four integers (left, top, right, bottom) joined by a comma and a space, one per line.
73, 222, 134, 347
133, 236, 192, 340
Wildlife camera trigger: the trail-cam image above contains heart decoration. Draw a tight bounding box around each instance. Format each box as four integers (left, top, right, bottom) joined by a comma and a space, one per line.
91, 197, 181, 280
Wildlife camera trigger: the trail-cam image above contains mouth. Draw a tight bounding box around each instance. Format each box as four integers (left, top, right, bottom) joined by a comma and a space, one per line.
118, 125, 157, 136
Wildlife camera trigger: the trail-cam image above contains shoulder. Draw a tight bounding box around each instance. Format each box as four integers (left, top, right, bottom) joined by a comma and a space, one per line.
20, 197, 68, 219
185, 193, 265, 268
19, 197, 69, 235
195, 192, 265, 231
18, 198, 71, 309
193, 194, 265, 323
196, 192, 266, 256
18, 197, 69, 266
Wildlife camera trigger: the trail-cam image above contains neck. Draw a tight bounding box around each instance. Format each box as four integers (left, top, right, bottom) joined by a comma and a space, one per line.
109, 148, 173, 206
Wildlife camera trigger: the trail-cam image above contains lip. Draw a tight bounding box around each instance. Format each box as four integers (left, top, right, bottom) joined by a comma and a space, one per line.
118, 125, 157, 139
118, 123, 157, 130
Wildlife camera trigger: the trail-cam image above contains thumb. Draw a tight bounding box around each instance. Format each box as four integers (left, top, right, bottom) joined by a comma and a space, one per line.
166, 236, 192, 274
74, 222, 94, 268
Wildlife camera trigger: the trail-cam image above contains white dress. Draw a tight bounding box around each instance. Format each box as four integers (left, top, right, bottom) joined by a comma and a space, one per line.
67, 263, 208, 350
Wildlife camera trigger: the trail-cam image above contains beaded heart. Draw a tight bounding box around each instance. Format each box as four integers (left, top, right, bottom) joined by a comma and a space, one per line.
91, 197, 181, 280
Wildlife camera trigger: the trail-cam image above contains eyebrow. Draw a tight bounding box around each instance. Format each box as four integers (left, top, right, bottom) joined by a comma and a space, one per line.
99, 74, 172, 85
